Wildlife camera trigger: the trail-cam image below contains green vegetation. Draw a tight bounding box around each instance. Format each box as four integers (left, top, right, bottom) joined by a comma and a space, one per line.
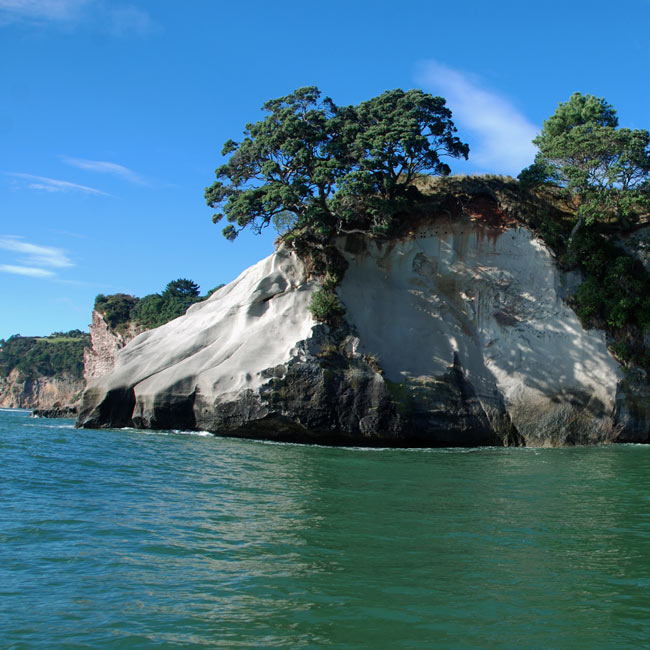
94, 293, 140, 329
520, 93, 650, 367
94, 278, 212, 332
308, 288, 344, 324
520, 92, 650, 235
569, 230, 650, 366
206, 86, 468, 242
0, 330, 90, 379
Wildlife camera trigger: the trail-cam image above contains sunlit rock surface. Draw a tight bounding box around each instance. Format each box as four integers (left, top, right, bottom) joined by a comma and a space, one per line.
0, 368, 84, 413
78, 213, 650, 446
83, 311, 143, 383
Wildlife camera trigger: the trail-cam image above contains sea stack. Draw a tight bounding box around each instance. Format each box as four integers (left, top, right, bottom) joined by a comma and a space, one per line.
77, 193, 650, 446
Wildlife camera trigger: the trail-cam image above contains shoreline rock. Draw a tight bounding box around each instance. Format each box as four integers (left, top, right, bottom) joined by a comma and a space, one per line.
0, 368, 84, 414
77, 213, 650, 447
32, 404, 78, 419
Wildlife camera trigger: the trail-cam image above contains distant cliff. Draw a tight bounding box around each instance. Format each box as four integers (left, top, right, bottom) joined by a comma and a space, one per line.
0, 331, 89, 412
77, 177, 650, 446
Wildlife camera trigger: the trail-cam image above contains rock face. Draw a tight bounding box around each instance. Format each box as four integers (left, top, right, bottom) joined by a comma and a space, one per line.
84, 311, 143, 383
0, 367, 84, 412
77, 213, 650, 446
0, 311, 141, 417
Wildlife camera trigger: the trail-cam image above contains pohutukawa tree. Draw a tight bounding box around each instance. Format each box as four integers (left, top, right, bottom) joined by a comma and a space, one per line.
205, 86, 469, 241
520, 92, 650, 233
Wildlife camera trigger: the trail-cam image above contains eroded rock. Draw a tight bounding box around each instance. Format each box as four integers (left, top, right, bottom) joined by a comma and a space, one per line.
77, 216, 650, 446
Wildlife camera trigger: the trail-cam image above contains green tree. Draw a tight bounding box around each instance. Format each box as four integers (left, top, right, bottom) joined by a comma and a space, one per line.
162, 278, 200, 300
331, 89, 469, 234
206, 86, 469, 241
127, 279, 204, 329
94, 293, 139, 329
206, 86, 342, 241
130, 294, 165, 329
520, 92, 650, 234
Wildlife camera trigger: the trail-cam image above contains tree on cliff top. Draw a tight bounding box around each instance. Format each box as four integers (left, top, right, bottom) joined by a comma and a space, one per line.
520, 92, 650, 230
162, 278, 200, 300
94, 279, 205, 332
205, 86, 469, 241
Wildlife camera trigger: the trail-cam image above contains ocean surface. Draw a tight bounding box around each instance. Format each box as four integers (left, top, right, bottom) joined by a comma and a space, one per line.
2, 408, 650, 649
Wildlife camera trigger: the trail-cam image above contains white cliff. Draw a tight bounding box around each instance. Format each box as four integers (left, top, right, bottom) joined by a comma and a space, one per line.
78, 212, 650, 446
338, 217, 622, 445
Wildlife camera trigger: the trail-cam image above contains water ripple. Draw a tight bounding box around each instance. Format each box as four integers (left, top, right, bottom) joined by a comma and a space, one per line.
1, 409, 650, 648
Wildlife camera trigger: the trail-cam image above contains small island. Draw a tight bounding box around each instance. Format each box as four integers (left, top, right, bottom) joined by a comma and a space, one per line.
69, 88, 650, 447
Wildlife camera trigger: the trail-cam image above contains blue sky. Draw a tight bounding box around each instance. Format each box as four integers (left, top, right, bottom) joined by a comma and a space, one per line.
1, 0, 648, 339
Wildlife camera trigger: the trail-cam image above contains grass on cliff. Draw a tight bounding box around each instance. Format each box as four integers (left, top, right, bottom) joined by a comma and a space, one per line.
0, 330, 91, 379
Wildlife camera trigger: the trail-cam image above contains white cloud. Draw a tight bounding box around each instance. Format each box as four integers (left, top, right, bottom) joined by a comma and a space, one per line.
7, 172, 108, 196
0, 236, 73, 281
0, 0, 158, 34
61, 156, 147, 185
0, 264, 55, 278
0, 236, 73, 268
417, 61, 539, 175
0, 0, 89, 22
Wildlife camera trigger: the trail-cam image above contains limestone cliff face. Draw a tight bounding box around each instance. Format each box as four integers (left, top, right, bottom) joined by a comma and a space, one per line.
83, 311, 143, 383
0, 367, 84, 411
77, 214, 650, 446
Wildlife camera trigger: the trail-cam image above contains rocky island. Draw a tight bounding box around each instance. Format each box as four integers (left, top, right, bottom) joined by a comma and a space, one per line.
76, 176, 650, 446
31, 86, 650, 447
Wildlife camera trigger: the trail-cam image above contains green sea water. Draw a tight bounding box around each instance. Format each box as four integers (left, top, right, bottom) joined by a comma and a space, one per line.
2, 408, 650, 648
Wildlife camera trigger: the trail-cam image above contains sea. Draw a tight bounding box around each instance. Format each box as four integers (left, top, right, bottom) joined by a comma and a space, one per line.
2, 407, 650, 649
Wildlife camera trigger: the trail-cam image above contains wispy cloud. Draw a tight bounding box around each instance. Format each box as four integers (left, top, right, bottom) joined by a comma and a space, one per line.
0, 0, 158, 35
0, 236, 73, 280
0, 264, 55, 278
0, 236, 73, 268
61, 156, 148, 185
6, 172, 108, 196
417, 61, 538, 175
107, 5, 157, 36
0, 0, 89, 22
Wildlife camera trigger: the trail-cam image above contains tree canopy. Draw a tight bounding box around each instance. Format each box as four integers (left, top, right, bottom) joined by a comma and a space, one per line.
162, 278, 200, 300
206, 86, 469, 240
94, 278, 208, 332
520, 92, 650, 227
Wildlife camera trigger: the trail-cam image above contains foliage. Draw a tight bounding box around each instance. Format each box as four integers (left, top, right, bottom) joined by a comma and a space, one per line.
206, 86, 469, 241
569, 230, 650, 366
95, 278, 209, 332
329, 89, 470, 235
0, 330, 90, 379
520, 92, 650, 227
516, 93, 650, 369
162, 278, 200, 300
128, 294, 163, 329
94, 293, 139, 329
308, 288, 344, 324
